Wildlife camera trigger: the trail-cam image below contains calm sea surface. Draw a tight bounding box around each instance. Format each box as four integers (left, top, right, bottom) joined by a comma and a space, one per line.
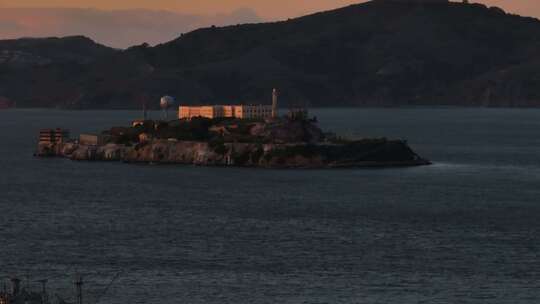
0, 108, 539, 303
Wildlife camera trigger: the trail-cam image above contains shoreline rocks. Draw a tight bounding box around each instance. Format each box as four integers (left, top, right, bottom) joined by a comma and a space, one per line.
35, 139, 431, 169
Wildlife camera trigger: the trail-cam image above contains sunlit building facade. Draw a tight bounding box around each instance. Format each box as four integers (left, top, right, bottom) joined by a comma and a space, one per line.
179, 89, 279, 120
179, 104, 274, 120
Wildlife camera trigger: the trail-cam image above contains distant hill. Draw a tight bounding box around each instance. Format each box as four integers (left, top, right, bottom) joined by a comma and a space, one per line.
0, 36, 114, 65
3, 0, 540, 108
0, 7, 262, 48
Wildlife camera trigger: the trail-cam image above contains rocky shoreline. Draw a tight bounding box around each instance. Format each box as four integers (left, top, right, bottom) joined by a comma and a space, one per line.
35, 115, 431, 169
36, 139, 430, 169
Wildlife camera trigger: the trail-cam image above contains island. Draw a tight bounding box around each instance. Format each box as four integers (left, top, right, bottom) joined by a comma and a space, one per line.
35, 108, 430, 169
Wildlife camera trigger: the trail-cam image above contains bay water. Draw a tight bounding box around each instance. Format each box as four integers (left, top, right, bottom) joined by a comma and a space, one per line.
0, 108, 539, 303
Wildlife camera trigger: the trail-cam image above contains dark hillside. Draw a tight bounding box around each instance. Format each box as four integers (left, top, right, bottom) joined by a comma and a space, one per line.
3, 0, 540, 108
0, 36, 115, 65
0, 36, 117, 108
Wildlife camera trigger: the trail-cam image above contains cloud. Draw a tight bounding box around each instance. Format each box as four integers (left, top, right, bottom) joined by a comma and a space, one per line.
0, 7, 263, 48
213, 7, 262, 25
0, 19, 23, 31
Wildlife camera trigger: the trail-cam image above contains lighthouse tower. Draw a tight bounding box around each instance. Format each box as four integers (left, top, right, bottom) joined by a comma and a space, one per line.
272, 88, 278, 119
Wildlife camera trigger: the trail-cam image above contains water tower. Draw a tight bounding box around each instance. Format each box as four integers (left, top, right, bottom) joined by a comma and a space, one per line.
160, 95, 176, 120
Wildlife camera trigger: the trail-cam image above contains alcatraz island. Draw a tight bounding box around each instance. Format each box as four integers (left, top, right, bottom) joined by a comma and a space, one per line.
35, 89, 430, 169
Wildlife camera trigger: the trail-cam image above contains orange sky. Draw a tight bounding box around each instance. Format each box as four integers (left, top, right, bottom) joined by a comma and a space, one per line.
2, 0, 540, 19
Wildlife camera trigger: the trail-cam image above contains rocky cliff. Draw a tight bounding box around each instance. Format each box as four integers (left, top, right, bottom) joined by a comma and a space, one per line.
36, 139, 429, 168
35, 115, 430, 168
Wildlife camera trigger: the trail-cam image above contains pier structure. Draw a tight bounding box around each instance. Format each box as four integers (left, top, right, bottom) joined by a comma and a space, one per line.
75, 275, 83, 304
0, 277, 46, 304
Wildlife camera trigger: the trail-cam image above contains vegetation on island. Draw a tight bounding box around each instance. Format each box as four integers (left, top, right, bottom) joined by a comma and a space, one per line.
83, 114, 426, 167
36, 113, 429, 168
103, 115, 324, 146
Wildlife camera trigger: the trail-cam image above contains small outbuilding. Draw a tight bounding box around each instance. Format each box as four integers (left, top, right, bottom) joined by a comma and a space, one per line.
79, 134, 107, 146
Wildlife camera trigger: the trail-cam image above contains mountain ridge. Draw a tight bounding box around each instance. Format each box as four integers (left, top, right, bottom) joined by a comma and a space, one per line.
2, 0, 540, 108
0, 7, 263, 48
